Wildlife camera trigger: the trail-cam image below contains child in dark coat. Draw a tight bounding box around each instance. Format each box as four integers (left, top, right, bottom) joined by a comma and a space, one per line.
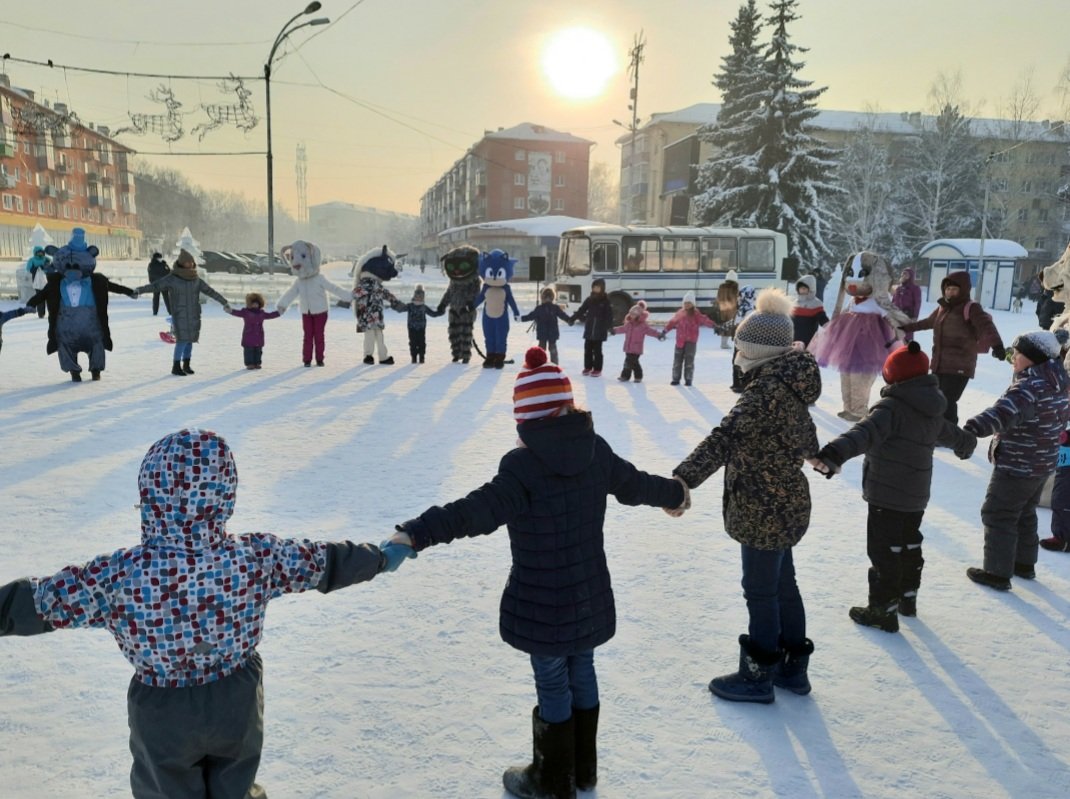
673, 289, 821, 703
813, 341, 977, 631
521, 287, 571, 364
392, 284, 443, 363
227, 291, 282, 369
387, 347, 688, 799
569, 278, 614, 376
0, 428, 415, 799
963, 331, 1070, 589
792, 275, 829, 347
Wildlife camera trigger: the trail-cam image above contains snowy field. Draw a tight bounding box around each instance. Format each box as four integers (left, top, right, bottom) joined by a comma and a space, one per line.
1, 261, 1069, 798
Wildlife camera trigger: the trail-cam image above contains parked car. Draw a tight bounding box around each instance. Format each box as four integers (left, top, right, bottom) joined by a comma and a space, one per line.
201, 251, 256, 274
254, 253, 291, 274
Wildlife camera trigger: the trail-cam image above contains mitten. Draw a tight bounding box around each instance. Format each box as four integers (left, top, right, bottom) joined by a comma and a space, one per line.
991, 344, 1007, 361
658, 332, 667, 341
514, 314, 520, 322
379, 541, 417, 573
223, 305, 232, 314
954, 431, 978, 460
130, 290, 140, 299
814, 445, 843, 479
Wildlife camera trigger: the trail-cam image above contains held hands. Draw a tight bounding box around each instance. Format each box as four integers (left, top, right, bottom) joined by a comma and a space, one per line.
514, 314, 520, 322
664, 475, 691, 518
991, 344, 1007, 361
379, 540, 417, 573
223, 305, 232, 314
130, 290, 140, 299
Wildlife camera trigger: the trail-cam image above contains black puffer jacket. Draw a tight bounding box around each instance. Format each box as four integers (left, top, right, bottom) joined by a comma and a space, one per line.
820, 374, 976, 512
571, 293, 614, 342
674, 350, 821, 550
399, 411, 684, 656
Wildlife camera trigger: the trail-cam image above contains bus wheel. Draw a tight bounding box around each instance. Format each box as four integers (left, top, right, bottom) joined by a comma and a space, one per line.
609, 293, 631, 325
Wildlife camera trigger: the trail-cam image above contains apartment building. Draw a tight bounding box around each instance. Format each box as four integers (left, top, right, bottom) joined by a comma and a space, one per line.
309, 201, 418, 260
0, 74, 140, 259
618, 103, 1069, 261
419, 123, 593, 256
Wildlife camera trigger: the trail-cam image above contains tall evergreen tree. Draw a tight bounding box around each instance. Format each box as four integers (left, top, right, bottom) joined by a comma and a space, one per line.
696, 0, 840, 269
693, 0, 766, 225
899, 104, 982, 249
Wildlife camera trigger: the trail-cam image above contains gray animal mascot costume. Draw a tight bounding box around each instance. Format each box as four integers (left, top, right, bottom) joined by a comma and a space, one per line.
27, 227, 136, 382
437, 245, 481, 363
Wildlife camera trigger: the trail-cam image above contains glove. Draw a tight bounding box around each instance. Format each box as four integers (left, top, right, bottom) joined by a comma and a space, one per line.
223, 305, 232, 314
130, 290, 140, 299
991, 344, 1007, 360
379, 541, 417, 573
664, 475, 691, 517
954, 431, 978, 460
514, 314, 520, 322
658, 333, 667, 341
813, 445, 843, 479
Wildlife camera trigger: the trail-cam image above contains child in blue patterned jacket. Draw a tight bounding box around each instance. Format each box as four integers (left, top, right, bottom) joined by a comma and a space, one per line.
0, 428, 415, 799
0, 305, 33, 356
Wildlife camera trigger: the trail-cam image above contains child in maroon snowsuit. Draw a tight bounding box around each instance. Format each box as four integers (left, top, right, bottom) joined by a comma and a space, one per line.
227, 291, 282, 369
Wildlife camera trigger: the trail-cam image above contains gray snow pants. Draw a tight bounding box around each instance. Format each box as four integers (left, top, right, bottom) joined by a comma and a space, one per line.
672, 342, 697, 383
57, 305, 105, 374
127, 652, 267, 799
981, 469, 1048, 578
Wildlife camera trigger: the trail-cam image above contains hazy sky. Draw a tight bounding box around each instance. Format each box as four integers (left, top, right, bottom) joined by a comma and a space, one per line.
2, 0, 1067, 218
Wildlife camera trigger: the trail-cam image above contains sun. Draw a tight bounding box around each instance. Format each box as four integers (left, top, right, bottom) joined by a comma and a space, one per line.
542, 27, 617, 101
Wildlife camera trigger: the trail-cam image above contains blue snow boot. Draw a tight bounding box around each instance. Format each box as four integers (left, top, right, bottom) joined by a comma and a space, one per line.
772, 638, 814, 695
709, 635, 780, 704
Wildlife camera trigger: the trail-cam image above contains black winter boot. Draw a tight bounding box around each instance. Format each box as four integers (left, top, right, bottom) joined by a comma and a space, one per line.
182, 359, 194, 375
172, 361, 186, 377
573, 704, 599, 791
494, 353, 506, 369
502, 707, 576, 799
849, 604, 899, 632
772, 638, 814, 695
70, 371, 82, 382
898, 595, 917, 617
709, 635, 780, 704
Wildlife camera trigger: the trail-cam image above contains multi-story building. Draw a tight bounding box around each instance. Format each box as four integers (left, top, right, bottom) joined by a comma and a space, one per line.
309, 201, 418, 261
618, 103, 1070, 262
418, 123, 593, 259
0, 74, 140, 259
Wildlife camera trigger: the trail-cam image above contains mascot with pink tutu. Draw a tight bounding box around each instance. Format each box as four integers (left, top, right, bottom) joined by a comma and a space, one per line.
809, 251, 910, 421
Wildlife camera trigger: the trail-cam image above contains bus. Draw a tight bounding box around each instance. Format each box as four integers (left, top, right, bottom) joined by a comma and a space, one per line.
553, 224, 790, 323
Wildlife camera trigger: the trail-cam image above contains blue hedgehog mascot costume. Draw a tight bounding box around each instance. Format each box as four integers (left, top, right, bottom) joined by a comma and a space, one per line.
472, 249, 521, 369
27, 227, 136, 381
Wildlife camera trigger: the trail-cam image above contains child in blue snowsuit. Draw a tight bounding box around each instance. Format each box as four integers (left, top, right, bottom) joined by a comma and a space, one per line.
392, 284, 443, 363
521, 287, 571, 364
0, 428, 416, 799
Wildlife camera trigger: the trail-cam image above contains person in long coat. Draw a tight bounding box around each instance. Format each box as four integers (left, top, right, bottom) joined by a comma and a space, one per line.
136, 249, 229, 376
146, 252, 172, 316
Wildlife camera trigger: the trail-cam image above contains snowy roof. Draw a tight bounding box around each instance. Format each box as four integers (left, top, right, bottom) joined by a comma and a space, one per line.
483, 123, 594, 146
919, 239, 1030, 259
438, 215, 602, 239
621, 102, 1068, 143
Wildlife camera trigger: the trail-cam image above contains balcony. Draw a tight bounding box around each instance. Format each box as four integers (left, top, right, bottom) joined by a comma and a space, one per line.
0, 173, 17, 188
56, 162, 70, 174
102, 198, 115, 210
101, 174, 113, 186
89, 194, 100, 206
119, 172, 134, 191
53, 134, 71, 148
98, 150, 112, 165
36, 155, 53, 171
40, 185, 58, 198
57, 189, 71, 203
87, 172, 100, 184
0, 142, 15, 159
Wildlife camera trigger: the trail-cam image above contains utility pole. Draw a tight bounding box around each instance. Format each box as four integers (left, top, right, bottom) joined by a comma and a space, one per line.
975, 152, 994, 306
613, 32, 645, 224
296, 141, 308, 233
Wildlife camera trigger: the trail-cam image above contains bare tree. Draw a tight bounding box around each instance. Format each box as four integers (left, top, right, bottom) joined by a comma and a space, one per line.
586, 161, 620, 223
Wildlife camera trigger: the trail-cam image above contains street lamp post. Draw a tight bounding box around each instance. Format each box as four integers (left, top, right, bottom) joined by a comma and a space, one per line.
265, 2, 329, 267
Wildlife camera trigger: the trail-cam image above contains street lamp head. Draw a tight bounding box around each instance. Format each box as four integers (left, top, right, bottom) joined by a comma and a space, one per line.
309, 17, 330, 26
304, 2, 322, 13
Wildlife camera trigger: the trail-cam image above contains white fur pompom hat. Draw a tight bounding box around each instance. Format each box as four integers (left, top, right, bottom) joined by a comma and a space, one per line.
735, 288, 796, 363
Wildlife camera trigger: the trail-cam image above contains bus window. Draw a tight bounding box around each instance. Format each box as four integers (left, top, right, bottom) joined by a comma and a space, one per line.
663, 238, 700, 272
741, 238, 775, 272
561, 236, 592, 275
701, 237, 737, 272
592, 243, 619, 273
622, 236, 660, 272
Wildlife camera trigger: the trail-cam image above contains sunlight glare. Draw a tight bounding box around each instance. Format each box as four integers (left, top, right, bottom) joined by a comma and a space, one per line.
542, 27, 617, 101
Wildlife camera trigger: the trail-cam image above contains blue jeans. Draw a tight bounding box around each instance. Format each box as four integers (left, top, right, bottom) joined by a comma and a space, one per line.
173, 340, 193, 361
530, 651, 598, 723
740, 545, 806, 654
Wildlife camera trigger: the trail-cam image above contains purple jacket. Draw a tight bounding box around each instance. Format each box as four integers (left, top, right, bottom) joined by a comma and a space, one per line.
613, 319, 661, 355
893, 270, 922, 320
229, 307, 281, 348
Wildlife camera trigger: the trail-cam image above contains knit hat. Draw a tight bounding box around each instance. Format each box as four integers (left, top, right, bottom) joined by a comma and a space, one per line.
882, 341, 930, 384
682, 291, 697, 307
413, 284, 425, 302
1012, 331, 1060, 365
734, 288, 795, 362
725, 269, 739, 283
627, 300, 648, 322
514, 347, 574, 423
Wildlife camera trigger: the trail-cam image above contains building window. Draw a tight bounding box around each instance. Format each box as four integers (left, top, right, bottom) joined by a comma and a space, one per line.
514, 173, 525, 186
63, 205, 70, 218
555, 175, 565, 187
23, 141, 30, 154
1038, 209, 1050, 222
14, 196, 22, 212
515, 149, 525, 161
1035, 238, 1047, 250
992, 179, 1008, 191
26, 199, 33, 213
1, 194, 11, 210
555, 151, 566, 163
553, 198, 565, 210
1021, 181, 1032, 193
1018, 208, 1029, 221
514, 197, 525, 209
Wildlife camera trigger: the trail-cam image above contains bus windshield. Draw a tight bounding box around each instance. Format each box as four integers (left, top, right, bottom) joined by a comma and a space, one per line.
562, 236, 592, 276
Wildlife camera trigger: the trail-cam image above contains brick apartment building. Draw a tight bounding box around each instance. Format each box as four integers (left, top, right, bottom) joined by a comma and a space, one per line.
418, 123, 593, 256
0, 73, 140, 259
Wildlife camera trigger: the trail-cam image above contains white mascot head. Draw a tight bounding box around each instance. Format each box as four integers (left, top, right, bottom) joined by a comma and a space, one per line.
281, 240, 322, 280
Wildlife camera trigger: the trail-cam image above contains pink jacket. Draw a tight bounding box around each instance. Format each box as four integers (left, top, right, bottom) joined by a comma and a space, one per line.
614, 319, 661, 355
664, 309, 714, 348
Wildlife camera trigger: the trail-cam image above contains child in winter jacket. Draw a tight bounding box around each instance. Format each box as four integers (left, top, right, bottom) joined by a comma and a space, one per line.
792, 275, 829, 347
963, 331, 1070, 590
569, 278, 614, 376
387, 347, 688, 799
0, 305, 32, 356
662, 291, 715, 386
1043, 426, 1070, 552
892, 267, 923, 341
612, 300, 661, 382
0, 428, 415, 799
391, 284, 443, 363
812, 341, 977, 631
227, 291, 283, 369
520, 287, 571, 364
672, 289, 821, 704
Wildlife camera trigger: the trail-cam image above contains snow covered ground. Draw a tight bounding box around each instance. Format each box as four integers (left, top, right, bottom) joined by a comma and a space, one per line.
1, 262, 1068, 798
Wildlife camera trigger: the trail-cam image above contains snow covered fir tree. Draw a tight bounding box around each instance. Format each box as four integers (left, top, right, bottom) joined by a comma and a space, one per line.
694, 0, 840, 271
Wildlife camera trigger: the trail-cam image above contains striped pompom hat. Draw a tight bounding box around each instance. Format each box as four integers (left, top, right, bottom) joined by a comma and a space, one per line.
513, 347, 574, 423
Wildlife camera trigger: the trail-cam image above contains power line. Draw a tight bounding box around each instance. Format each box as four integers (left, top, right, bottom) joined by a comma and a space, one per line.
1, 54, 260, 82
0, 20, 270, 48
